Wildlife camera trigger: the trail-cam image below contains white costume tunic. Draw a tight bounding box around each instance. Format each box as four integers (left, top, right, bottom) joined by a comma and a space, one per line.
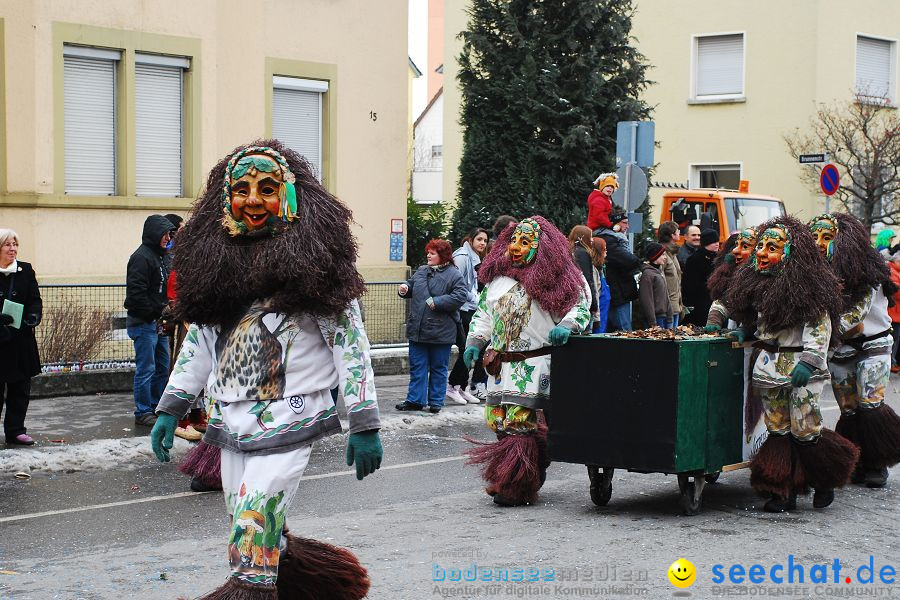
466, 275, 590, 409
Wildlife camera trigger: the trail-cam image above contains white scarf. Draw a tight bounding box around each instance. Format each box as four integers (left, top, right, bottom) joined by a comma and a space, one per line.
0, 259, 17, 275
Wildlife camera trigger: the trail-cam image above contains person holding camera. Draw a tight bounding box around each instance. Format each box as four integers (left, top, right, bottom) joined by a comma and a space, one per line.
0, 229, 42, 446
124, 215, 173, 427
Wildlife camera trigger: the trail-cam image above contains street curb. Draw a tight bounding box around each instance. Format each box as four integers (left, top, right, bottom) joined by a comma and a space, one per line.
30, 347, 458, 399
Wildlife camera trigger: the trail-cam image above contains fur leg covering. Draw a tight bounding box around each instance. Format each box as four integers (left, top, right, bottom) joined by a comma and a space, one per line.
835, 411, 859, 445
275, 532, 370, 600
855, 404, 900, 469
796, 429, 860, 490
750, 434, 807, 497
465, 433, 541, 505
535, 416, 550, 489
194, 578, 277, 600
178, 439, 222, 489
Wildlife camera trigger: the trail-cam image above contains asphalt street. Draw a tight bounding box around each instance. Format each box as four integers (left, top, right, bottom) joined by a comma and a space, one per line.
0, 374, 897, 599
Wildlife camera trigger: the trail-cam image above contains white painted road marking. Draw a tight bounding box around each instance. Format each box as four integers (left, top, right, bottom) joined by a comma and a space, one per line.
0, 456, 466, 524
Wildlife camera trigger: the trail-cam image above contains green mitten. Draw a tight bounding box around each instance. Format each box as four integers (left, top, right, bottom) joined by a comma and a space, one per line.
463, 346, 480, 369
725, 328, 746, 343
790, 362, 814, 388
549, 326, 571, 346
150, 413, 177, 463
704, 323, 722, 333
346, 430, 383, 480
724, 253, 737, 264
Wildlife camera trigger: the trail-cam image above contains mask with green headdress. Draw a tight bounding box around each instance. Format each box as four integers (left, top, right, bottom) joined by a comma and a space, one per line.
222, 146, 299, 236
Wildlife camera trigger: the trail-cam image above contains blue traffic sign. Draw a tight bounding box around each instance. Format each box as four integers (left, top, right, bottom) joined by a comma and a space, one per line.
820, 164, 840, 196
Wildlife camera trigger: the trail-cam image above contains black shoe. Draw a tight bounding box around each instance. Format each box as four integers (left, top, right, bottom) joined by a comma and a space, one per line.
190, 476, 222, 493
394, 401, 426, 412
134, 413, 158, 427
813, 488, 835, 508
763, 493, 796, 512
428, 406, 442, 414
865, 467, 889, 488
851, 465, 866, 484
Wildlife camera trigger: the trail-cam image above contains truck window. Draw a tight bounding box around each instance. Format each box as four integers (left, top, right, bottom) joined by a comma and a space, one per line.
670, 199, 704, 231
724, 198, 785, 233
700, 202, 720, 235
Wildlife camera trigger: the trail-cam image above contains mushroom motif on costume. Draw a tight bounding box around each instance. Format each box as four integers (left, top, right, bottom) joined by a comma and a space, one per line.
235, 509, 266, 565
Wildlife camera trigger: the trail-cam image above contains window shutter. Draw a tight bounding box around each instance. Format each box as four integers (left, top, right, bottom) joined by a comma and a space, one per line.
135, 59, 184, 197
856, 36, 893, 99
64, 54, 117, 195
696, 34, 743, 97
272, 77, 326, 181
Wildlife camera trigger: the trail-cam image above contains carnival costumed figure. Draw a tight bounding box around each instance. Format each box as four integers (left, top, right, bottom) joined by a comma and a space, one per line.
809, 213, 900, 488
723, 215, 859, 512
705, 227, 756, 332
149, 140, 382, 599
463, 217, 591, 507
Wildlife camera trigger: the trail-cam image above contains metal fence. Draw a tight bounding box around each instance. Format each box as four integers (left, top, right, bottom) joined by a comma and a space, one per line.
35, 282, 408, 371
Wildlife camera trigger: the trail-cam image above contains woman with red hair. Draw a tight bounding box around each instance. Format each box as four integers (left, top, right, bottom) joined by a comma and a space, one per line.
396, 239, 470, 413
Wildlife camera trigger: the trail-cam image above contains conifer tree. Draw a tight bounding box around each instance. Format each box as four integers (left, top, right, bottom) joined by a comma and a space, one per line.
452, 0, 652, 239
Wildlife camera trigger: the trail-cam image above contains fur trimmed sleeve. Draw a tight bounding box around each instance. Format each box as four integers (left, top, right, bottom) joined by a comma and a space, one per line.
328, 300, 381, 434
799, 313, 832, 372
157, 324, 215, 418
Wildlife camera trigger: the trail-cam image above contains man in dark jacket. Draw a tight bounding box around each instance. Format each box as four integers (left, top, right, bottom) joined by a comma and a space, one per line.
682, 228, 720, 326
594, 212, 640, 331
125, 215, 174, 426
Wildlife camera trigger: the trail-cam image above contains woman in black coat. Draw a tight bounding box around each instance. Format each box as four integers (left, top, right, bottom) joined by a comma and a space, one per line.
681, 229, 720, 327
0, 230, 42, 445
395, 239, 469, 414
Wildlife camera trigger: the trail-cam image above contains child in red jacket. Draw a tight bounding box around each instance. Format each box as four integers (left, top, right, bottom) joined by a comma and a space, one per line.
587, 173, 618, 231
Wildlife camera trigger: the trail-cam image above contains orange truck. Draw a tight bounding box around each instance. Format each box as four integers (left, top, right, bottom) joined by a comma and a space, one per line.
658, 188, 786, 242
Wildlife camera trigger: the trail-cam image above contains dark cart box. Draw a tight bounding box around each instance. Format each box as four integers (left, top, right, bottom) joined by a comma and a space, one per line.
548, 335, 745, 475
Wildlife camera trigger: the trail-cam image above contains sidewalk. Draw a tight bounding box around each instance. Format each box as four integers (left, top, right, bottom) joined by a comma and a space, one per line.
0, 373, 485, 475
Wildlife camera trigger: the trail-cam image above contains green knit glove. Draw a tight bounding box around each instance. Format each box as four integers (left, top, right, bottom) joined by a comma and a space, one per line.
790, 362, 814, 388
346, 430, 383, 480
725, 328, 746, 343
549, 326, 571, 346
150, 413, 178, 463
704, 323, 722, 333
463, 346, 480, 369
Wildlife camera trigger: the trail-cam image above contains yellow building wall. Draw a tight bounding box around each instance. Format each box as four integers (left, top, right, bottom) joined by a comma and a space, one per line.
0, 0, 409, 283
441, 0, 900, 227
632, 0, 900, 223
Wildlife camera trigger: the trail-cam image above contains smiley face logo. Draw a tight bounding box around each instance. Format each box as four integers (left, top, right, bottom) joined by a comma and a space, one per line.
668, 559, 696, 588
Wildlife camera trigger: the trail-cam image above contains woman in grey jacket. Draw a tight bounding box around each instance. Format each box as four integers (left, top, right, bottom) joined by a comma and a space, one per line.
396, 239, 469, 413
447, 228, 490, 404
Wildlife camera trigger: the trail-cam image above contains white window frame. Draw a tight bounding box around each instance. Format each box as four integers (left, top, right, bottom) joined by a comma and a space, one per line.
689, 31, 746, 103
689, 162, 743, 189
272, 76, 328, 181
855, 33, 897, 105
134, 53, 189, 197
63, 44, 122, 196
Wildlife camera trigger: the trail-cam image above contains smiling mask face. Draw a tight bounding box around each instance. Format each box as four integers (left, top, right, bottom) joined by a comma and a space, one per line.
731, 228, 757, 265
222, 146, 299, 237
754, 226, 789, 273
507, 219, 541, 266
809, 216, 837, 261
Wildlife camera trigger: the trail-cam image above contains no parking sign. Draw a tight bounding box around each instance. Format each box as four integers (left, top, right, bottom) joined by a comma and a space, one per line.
820, 164, 840, 196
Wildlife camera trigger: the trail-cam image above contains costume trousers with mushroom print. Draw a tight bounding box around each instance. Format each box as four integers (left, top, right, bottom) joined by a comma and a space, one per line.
759, 380, 826, 442
221, 444, 312, 587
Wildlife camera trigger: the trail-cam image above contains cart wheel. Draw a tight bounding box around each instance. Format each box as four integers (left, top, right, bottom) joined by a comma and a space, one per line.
704, 472, 721, 484
678, 476, 706, 516
587, 466, 614, 506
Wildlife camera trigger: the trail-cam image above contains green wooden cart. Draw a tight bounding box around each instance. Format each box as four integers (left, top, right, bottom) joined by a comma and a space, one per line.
548, 334, 745, 515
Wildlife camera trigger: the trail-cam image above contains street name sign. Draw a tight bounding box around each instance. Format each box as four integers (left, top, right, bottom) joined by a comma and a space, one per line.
799, 153, 827, 164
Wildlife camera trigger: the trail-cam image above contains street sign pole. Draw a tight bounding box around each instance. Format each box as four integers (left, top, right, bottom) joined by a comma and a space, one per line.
626, 122, 638, 252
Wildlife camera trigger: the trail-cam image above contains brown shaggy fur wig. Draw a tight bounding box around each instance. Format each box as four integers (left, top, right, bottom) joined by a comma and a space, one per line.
478, 216, 585, 317
823, 212, 897, 310
723, 216, 843, 335
172, 139, 365, 326
706, 232, 739, 301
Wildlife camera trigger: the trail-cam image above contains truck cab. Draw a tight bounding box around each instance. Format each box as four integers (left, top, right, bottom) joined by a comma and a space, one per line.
659, 189, 785, 242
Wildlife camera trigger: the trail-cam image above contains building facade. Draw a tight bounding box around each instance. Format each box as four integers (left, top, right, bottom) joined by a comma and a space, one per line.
0, 0, 409, 283
441, 0, 900, 224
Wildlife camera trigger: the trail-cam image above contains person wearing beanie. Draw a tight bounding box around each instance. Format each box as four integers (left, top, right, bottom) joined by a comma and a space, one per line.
586, 173, 618, 231
681, 229, 720, 326
639, 242, 673, 329
593, 209, 640, 331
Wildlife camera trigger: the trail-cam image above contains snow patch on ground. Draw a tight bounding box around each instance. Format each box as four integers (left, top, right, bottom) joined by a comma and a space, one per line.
0, 407, 483, 475
0, 437, 193, 475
